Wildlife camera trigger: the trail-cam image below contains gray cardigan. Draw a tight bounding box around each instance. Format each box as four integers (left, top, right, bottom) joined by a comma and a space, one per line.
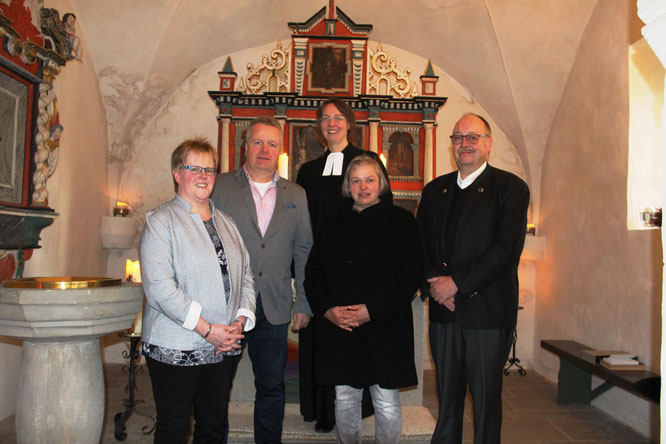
139, 195, 256, 350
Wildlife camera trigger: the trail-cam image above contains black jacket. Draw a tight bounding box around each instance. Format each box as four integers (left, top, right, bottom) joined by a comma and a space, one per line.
417, 165, 530, 329
304, 197, 422, 389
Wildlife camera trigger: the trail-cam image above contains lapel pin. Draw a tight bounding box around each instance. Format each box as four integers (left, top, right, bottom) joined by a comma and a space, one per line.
478, 187, 484, 192
442, 188, 448, 193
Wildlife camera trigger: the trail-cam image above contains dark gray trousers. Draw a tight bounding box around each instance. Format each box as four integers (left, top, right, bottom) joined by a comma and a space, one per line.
429, 323, 513, 444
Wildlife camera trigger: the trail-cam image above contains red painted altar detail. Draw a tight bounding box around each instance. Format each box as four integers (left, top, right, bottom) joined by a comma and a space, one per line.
208, 2, 446, 205
0, 1, 75, 278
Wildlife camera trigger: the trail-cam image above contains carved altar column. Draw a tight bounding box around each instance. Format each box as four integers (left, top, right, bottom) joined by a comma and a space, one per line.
369, 121, 379, 153
424, 122, 434, 183
351, 40, 366, 96
221, 117, 231, 173
292, 38, 308, 94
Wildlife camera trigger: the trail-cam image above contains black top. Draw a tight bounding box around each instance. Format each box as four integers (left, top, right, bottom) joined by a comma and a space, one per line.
296, 144, 391, 238
304, 197, 423, 389
417, 165, 530, 328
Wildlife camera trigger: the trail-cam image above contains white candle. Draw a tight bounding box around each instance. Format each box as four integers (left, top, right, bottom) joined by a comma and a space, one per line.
379, 153, 387, 168
126, 259, 141, 283
278, 153, 289, 179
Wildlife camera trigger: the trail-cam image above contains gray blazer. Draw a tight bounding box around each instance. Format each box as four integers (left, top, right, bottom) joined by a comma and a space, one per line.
139, 195, 256, 350
211, 168, 313, 325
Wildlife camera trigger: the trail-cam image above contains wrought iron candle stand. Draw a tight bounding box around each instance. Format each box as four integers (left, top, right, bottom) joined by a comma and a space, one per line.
113, 332, 155, 441
504, 306, 527, 376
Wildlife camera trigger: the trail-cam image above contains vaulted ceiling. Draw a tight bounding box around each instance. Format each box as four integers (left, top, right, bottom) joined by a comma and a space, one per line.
71, 0, 603, 201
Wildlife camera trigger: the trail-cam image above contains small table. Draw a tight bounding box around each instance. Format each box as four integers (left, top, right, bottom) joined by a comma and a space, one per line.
113, 332, 155, 441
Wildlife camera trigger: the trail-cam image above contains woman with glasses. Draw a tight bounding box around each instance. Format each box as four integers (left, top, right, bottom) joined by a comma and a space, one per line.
139, 137, 256, 443
296, 98, 390, 432
304, 155, 422, 443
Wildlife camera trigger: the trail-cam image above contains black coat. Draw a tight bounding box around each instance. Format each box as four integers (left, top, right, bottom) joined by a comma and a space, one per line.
296, 144, 389, 421
417, 165, 530, 329
304, 197, 422, 389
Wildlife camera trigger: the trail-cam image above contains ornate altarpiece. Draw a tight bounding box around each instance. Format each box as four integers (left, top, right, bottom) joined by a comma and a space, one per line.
208, 3, 447, 211
0, 1, 77, 279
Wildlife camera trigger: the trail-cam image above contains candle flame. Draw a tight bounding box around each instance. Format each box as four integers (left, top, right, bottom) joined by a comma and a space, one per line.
126, 259, 141, 282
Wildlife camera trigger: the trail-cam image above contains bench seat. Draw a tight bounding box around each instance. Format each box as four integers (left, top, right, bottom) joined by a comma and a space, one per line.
541, 339, 660, 405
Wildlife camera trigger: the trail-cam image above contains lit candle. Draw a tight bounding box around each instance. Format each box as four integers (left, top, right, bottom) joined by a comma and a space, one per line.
113, 201, 130, 217
379, 153, 387, 168
125, 259, 143, 335
278, 153, 289, 179
125, 259, 141, 283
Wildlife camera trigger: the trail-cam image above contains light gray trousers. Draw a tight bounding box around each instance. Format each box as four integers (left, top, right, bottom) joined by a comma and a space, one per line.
334, 384, 402, 444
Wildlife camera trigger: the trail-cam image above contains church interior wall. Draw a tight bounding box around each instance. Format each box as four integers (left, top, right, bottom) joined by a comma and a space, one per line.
535, 0, 661, 437
0, 0, 110, 421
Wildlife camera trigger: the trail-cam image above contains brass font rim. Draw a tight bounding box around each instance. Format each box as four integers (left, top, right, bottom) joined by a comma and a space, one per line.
2, 276, 123, 289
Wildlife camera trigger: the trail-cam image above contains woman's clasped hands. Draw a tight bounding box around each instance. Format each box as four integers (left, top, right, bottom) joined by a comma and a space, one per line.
324, 304, 370, 332
205, 323, 245, 354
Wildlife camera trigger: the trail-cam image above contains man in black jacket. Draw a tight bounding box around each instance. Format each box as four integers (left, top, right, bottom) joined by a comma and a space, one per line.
417, 113, 529, 444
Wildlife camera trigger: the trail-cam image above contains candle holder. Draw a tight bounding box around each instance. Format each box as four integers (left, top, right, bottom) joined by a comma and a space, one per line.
114, 331, 154, 440
526, 224, 536, 235
113, 202, 130, 217
113, 207, 129, 217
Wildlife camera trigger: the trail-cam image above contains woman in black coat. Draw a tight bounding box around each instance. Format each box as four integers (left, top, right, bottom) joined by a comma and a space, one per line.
304, 155, 422, 443
296, 98, 389, 432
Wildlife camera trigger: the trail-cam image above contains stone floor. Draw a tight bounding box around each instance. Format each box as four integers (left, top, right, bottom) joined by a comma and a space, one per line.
0, 364, 655, 443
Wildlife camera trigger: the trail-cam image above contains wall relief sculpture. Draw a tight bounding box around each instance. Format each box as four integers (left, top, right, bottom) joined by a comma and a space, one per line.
0, 1, 77, 279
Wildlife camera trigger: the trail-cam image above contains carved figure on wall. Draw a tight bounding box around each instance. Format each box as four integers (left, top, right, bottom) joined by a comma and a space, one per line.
387, 131, 414, 176
39, 7, 80, 61
45, 122, 62, 177
61, 12, 81, 60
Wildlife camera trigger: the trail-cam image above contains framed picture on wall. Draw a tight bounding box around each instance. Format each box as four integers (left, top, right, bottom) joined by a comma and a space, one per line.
291, 124, 325, 179
0, 68, 29, 205
387, 131, 416, 177
308, 43, 350, 93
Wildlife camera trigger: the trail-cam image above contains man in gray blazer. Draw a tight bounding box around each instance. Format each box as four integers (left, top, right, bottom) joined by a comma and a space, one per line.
211, 116, 313, 444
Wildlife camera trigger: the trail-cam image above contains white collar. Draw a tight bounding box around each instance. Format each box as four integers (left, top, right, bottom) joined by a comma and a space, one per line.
457, 162, 487, 189
322, 152, 344, 176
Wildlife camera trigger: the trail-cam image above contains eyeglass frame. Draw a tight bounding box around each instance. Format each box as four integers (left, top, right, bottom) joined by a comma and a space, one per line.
320, 115, 347, 123
449, 134, 490, 145
178, 165, 217, 176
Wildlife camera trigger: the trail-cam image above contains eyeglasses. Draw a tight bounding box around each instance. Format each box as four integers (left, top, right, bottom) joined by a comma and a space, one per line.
449, 134, 490, 145
320, 115, 346, 123
179, 165, 216, 176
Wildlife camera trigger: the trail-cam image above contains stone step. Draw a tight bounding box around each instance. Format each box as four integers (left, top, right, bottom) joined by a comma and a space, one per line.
228, 402, 435, 443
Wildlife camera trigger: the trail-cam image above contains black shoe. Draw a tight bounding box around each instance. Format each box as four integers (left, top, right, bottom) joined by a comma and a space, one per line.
314, 422, 334, 433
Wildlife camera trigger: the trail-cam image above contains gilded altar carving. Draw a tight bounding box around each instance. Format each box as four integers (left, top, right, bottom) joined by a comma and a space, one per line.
32, 82, 61, 205
238, 41, 291, 94
367, 42, 418, 98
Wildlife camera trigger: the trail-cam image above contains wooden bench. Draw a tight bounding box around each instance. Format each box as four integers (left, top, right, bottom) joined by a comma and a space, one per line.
541, 339, 660, 405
